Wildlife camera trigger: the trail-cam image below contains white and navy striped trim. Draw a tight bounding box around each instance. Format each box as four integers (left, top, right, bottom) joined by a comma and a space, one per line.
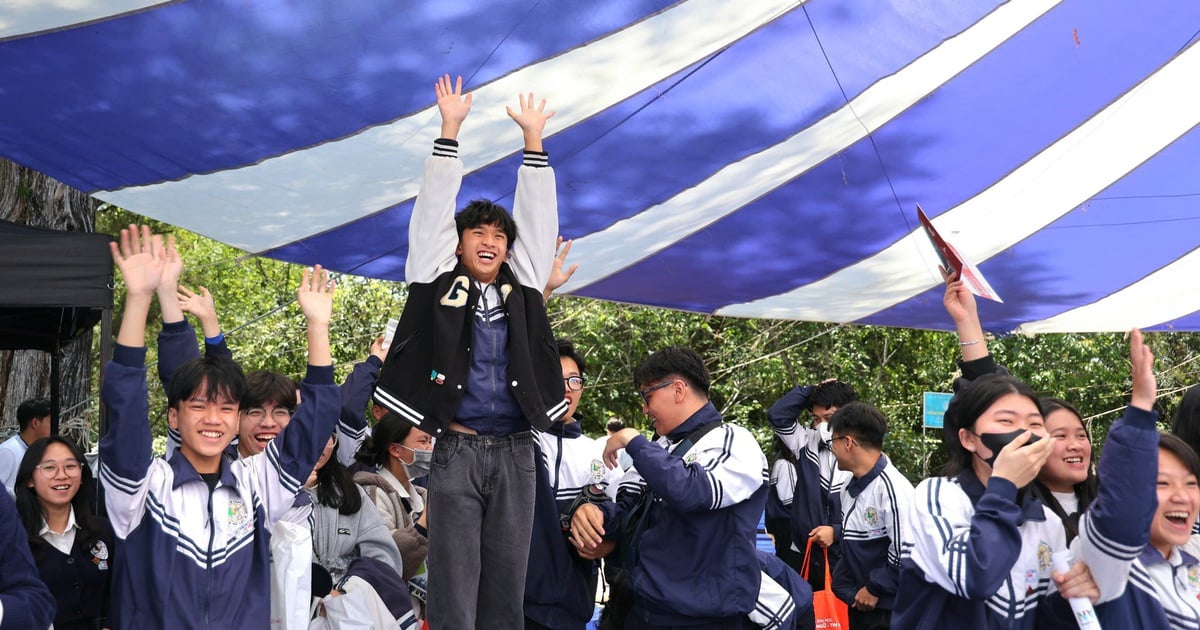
432, 138, 458, 159
144, 493, 258, 570
98, 462, 145, 496
475, 302, 507, 323
1081, 512, 1146, 561
372, 387, 426, 426
265, 438, 303, 496
544, 397, 570, 422
522, 150, 549, 168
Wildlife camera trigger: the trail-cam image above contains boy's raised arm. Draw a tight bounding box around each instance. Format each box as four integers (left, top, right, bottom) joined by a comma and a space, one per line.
248, 266, 342, 524
506, 91, 558, 290
406, 74, 470, 284
100, 225, 166, 536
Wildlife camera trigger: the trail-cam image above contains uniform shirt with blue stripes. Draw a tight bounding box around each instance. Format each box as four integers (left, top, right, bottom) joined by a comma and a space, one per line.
831, 453, 914, 611
892, 471, 1067, 629
767, 385, 850, 549
525, 419, 607, 629
598, 403, 795, 629
98, 344, 341, 629
1066, 405, 1200, 629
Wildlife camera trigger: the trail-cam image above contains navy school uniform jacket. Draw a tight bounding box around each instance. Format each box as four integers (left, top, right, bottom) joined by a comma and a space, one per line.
0, 488, 55, 629
767, 385, 850, 553
596, 403, 795, 628
29, 515, 116, 630
766, 458, 796, 522
524, 422, 601, 629
336, 353, 383, 466
98, 344, 341, 629
892, 472, 1068, 629
831, 453, 914, 611
1066, 406, 1199, 628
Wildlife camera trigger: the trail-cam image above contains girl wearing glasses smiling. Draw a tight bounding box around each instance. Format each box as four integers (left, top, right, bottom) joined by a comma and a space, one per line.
14, 436, 115, 630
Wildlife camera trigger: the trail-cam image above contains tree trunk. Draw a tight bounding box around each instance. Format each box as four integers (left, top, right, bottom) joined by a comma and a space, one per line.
0, 158, 99, 446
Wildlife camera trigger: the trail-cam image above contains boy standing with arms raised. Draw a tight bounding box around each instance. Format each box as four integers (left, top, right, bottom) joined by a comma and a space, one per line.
373, 76, 567, 628
99, 225, 341, 629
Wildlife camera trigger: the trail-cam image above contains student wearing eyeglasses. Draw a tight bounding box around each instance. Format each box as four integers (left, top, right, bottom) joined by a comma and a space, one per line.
14, 436, 115, 630
524, 339, 615, 629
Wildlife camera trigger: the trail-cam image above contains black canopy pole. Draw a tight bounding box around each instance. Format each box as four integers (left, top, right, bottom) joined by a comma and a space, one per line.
50, 351, 61, 436
99, 307, 112, 437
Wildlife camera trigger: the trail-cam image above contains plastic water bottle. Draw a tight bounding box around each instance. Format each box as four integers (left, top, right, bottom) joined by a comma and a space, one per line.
1052, 550, 1102, 629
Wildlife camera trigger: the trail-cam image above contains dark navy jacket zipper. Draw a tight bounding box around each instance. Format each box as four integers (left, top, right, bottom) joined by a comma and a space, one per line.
205, 487, 216, 629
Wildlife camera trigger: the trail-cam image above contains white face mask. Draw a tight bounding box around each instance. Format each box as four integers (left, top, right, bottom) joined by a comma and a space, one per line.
817, 421, 833, 444
399, 444, 433, 479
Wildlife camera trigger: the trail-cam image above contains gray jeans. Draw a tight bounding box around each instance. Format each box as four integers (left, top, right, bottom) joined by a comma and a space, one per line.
426, 430, 536, 629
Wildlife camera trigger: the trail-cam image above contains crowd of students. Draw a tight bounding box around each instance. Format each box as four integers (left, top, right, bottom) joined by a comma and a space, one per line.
3, 74, 1200, 630
762, 274, 1200, 629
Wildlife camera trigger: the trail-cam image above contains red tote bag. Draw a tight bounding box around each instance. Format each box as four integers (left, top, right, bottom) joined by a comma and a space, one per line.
800, 538, 849, 630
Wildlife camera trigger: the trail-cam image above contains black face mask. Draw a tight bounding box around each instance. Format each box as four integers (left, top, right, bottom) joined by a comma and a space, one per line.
975, 429, 1042, 467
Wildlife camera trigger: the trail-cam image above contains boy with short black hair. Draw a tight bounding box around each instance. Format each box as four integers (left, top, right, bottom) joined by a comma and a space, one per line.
99, 225, 341, 629
768, 378, 858, 590
827, 401, 914, 630
0, 398, 52, 495
373, 75, 566, 628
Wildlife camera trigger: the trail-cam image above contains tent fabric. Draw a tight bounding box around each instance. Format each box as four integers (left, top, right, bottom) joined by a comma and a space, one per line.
1, 1, 1198, 334
0, 220, 113, 351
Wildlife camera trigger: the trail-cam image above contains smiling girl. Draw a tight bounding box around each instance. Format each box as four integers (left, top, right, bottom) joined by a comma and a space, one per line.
14, 437, 115, 630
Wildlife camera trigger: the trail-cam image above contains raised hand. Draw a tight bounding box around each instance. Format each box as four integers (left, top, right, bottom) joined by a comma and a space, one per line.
1129, 329, 1156, 411
177, 285, 214, 319
941, 269, 977, 324
435, 74, 471, 139
942, 269, 987, 360
297, 265, 335, 326
178, 285, 221, 338
298, 265, 335, 368
506, 91, 555, 151
542, 236, 579, 301
110, 224, 165, 298
156, 234, 186, 323
159, 234, 183, 293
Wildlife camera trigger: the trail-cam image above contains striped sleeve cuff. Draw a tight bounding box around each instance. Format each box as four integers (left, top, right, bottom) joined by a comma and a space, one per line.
432, 138, 458, 158
523, 150, 549, 168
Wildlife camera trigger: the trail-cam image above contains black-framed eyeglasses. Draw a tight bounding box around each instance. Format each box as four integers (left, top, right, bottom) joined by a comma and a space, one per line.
829, 435, 852, 447
563, 376, 585, 392
637, 380, 675, 403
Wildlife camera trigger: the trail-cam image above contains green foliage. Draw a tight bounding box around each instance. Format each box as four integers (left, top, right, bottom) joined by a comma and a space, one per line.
96, 206, 408, 436
96, 205, 1200, 483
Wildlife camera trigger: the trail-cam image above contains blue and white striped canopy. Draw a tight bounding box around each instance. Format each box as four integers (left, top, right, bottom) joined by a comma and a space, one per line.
3, 1, 1198, 333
